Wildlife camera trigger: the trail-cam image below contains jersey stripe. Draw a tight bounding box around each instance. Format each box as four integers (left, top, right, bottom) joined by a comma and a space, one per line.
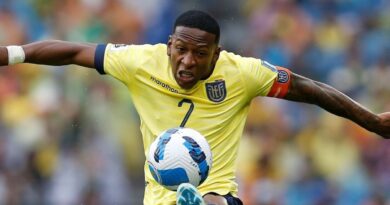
94, 44, 107, 74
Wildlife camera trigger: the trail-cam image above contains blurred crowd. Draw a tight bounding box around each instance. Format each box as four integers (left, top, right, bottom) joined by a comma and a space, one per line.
0, 0, 390, 204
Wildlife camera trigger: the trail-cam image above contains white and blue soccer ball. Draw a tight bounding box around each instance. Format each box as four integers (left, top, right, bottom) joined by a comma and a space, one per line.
147, 127, 212, 191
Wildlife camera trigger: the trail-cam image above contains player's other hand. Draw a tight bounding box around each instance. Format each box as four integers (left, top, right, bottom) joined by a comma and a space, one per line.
375, 112, 390, 139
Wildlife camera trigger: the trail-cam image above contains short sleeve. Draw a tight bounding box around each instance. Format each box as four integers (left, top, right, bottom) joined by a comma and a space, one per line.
238, 57, 278, 97
100, 43, 145, 84
93, 43, 168, 89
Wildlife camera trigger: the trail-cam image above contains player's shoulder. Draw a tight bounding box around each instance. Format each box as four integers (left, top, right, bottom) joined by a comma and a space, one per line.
131, 43, 167, 54
126, 43, 168, 62
139, 43, 167, 57
218, 50, 241, 62
218, 50, 264, 68
137, 43, 167, 50
106, 43, 166, 53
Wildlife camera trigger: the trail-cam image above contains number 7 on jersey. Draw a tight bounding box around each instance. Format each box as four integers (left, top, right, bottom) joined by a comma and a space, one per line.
178, 99, 194, 127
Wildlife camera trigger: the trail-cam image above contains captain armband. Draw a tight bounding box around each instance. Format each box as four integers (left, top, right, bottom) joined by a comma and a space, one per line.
267, 66, 292, 98
6, 46, 25, 65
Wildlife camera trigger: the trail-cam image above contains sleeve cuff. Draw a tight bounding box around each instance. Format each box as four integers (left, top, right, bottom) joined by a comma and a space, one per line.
94, 44, 107, 74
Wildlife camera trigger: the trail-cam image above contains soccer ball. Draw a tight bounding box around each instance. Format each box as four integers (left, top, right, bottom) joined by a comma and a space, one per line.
147, 127, 212, 191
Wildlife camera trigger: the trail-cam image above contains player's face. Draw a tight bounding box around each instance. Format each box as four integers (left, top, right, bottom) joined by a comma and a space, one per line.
167, 26, 221, 89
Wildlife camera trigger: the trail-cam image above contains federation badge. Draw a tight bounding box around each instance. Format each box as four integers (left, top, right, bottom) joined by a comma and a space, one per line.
206, 80, 226, 102
277, 70, 289, 83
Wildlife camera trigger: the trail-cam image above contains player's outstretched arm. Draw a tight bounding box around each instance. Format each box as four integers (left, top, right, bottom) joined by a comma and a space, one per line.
0, 40, 97, 68
284, 72, 390, 139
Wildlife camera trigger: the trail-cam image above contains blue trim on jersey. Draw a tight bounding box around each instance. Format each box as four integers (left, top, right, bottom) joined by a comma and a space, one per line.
94, 44, 106, 74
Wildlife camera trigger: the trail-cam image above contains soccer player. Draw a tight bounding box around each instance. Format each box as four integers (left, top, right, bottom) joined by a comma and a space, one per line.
0, 10, 389, 205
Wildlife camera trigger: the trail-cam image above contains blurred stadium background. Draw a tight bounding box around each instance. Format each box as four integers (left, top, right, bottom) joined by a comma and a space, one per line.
1, 0, 390, 204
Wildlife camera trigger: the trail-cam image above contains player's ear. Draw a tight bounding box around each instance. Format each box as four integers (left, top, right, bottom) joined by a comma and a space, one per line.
212, 45, 221, 63
167, 35, 173, 56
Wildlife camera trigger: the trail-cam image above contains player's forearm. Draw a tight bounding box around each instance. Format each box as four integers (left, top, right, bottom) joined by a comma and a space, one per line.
1, 40, 97, 68
24, 40, 96, 68
285, 73, 381, 133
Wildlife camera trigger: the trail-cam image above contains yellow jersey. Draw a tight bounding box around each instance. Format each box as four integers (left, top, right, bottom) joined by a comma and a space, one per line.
94, 43, 278, 205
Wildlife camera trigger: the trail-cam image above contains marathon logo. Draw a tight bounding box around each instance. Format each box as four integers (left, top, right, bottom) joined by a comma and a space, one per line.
150, 76, 179, 93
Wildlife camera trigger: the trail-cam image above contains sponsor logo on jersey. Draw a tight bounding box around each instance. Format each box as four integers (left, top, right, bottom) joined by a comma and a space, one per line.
150, 76, 179, 93
206, 80, 226, 103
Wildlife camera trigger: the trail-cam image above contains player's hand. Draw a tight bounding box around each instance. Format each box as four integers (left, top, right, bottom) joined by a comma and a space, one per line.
375, 112, 390, 139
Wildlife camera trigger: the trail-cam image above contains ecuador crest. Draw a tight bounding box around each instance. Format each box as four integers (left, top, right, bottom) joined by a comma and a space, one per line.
206, 80, 226, 102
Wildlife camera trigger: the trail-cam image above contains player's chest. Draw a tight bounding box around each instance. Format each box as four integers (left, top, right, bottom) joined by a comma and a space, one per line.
133, 72, 246, 125
135, 69, 244, 103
